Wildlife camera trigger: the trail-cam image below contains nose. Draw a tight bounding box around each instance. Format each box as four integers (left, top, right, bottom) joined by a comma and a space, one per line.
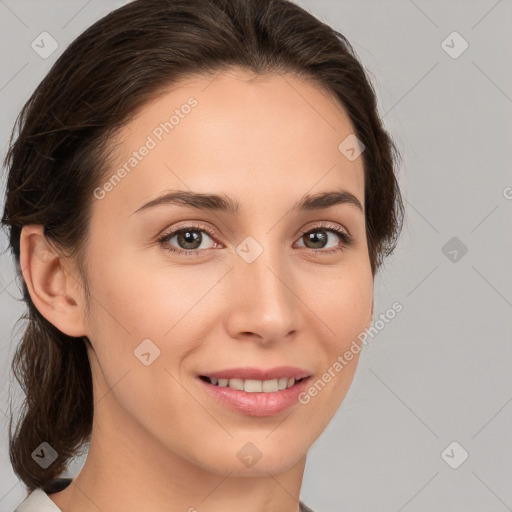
224, 243, 300, 346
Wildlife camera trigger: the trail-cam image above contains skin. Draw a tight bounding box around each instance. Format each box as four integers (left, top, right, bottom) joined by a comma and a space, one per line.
21, 69, 373, 512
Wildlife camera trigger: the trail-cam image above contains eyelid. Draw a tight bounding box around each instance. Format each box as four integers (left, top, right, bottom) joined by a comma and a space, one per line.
298, 220, 350, 238
157, 221, 220, 242
157, 220, 353, 255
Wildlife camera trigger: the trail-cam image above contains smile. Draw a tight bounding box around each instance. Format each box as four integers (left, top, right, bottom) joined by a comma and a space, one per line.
200, 376, 304, 393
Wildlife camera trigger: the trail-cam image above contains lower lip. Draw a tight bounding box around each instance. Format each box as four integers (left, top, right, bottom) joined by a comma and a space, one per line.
199, 377, 311, 417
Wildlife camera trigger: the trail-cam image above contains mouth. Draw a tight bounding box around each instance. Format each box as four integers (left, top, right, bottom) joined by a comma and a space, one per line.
199, 375, 308, 393
197, 367, 312, 417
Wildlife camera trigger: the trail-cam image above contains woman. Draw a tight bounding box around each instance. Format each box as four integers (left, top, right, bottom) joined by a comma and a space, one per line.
3, 0, 403, 510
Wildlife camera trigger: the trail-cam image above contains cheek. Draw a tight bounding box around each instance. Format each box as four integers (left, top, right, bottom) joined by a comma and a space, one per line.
285, 270, 372, 449
84, 252, 222, 370
85, 252, 183, 335
309, 263, 373, 344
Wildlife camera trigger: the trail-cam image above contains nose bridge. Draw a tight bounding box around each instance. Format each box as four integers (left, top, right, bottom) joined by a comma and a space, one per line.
229, 236, 298, 338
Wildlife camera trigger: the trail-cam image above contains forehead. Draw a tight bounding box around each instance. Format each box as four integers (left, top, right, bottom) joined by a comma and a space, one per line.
97, 69, 365, 216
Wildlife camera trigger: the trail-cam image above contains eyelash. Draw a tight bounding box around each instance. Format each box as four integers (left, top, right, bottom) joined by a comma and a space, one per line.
156, 222, 353, 257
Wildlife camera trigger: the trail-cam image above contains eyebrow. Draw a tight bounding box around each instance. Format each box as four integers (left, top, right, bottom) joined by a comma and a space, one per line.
132, 189, 364, 215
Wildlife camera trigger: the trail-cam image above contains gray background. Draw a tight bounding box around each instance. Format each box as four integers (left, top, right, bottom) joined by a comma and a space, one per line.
1, 1, 511, 511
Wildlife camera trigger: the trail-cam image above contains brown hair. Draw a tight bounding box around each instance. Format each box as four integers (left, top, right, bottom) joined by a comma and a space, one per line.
1, 0, 403, 491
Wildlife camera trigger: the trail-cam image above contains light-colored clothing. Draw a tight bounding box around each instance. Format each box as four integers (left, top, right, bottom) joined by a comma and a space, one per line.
14, 488, 61, 511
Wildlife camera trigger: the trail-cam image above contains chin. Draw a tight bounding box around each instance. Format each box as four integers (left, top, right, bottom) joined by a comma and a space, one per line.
192, 434, 311, 477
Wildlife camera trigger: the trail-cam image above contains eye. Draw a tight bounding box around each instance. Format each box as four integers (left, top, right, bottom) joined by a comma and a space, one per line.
296, 223, 353, 255
157, 224, 218, 256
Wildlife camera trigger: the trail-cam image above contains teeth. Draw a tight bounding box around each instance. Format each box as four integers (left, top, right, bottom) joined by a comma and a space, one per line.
228, 378, 244, 391
208, 376, 301, 392
278, 377, 288, 390
244, 379, 262, 392
262, 379, 278, 392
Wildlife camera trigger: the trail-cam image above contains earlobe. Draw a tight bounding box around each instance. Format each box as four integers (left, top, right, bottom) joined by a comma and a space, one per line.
19, 224, 87, 337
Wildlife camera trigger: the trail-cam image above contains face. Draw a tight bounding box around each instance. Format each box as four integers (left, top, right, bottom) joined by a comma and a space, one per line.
79, 69, 373, 477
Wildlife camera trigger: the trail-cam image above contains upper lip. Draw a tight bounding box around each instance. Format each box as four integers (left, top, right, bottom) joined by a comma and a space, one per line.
200, 366, 311, 381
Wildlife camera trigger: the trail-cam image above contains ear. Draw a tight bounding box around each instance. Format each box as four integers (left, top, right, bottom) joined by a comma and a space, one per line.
19, 224, 87, 337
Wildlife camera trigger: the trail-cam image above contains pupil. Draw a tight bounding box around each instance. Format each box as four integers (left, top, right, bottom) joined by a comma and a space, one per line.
306, 231, 326, 249
179, 230, 201, 249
